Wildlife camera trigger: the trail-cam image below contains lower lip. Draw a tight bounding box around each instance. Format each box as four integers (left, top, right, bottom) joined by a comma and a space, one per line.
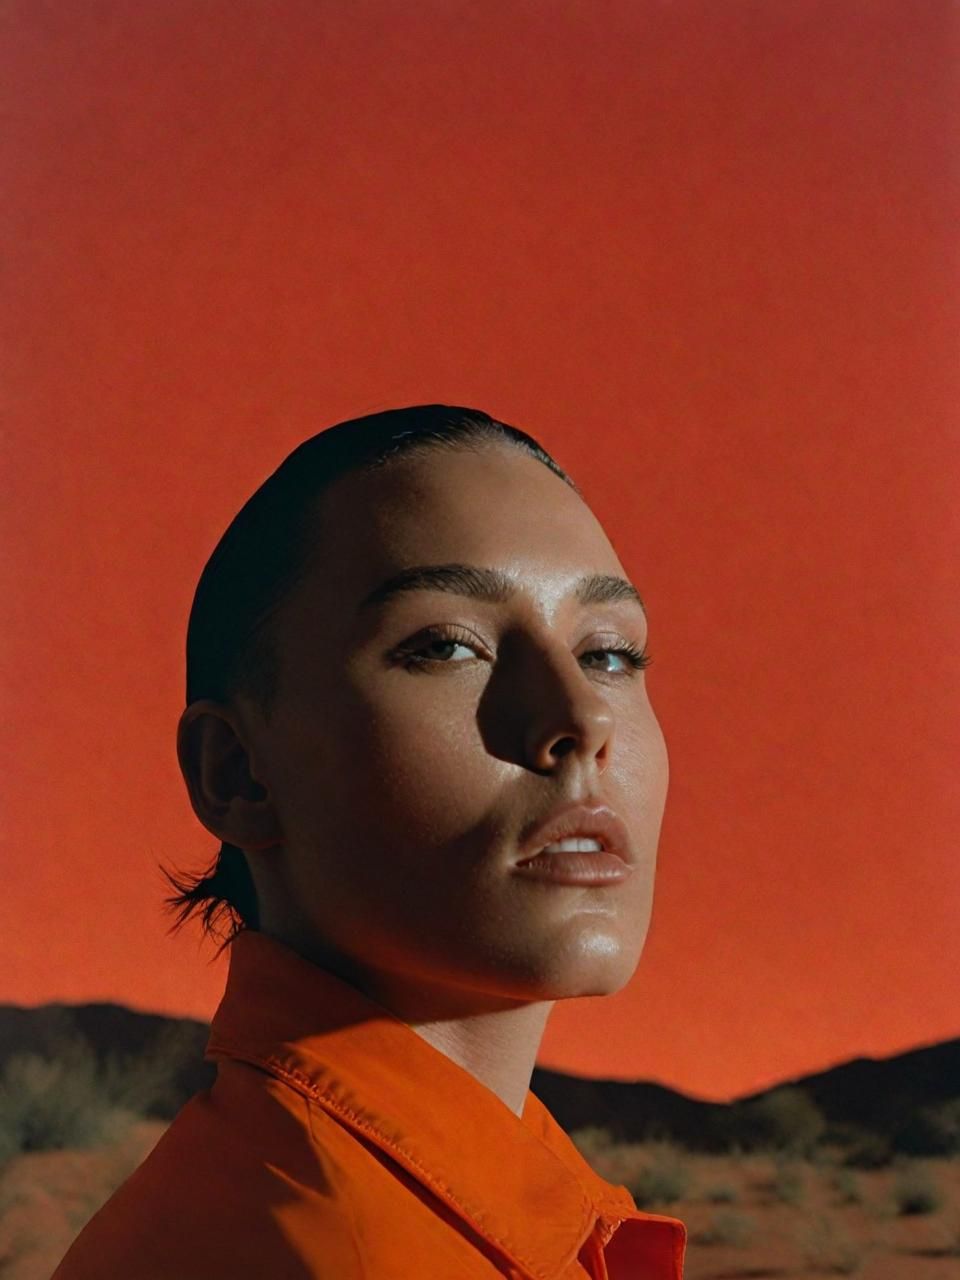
512, 850, 634, 885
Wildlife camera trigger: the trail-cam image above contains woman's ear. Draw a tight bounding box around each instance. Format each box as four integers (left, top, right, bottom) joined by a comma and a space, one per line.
176, 700, 282, 851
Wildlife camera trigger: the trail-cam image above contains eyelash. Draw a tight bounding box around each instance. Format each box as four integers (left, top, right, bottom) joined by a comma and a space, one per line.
396, 626, 653, 674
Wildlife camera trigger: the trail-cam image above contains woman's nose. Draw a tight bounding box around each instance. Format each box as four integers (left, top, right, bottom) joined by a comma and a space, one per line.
520, 649, 615, 774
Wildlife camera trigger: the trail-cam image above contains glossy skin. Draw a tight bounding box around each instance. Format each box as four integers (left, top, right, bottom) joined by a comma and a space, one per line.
178, 442, 669, 1114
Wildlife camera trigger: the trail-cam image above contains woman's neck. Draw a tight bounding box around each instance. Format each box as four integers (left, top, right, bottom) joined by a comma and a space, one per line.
257, 920, 555, 1118
405, 998, 555, 1118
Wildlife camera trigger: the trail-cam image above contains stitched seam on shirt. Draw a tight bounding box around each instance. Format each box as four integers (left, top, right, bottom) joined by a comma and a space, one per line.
212, 1043, 591, 1280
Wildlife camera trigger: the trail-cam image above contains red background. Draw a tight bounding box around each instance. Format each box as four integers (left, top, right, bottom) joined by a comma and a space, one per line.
2, 0, 958, 1102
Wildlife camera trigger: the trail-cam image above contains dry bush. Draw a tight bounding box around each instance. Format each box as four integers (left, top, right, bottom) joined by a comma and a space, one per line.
693, 1209, 755, 1247
0, 1020, 194, 1168
570, 1135, 693, 1208
0, 1040, 138, 1165
623, 1142, 693, 1208
101, 1021, 202, 1118
794, 1211, 866, 1274
586, 1139, 649, 1189
703, 1182, 739, 1203
770, 1154, 808, 1205
838, 1128, 893, 1169
890, 1159, 943, 1215
898, 1097, 960, 1156
0, 1013, 203, 1172
825, 1165, 864, 1205
808, 1144, 836, 1169
738, 1085, 827, 1157
568, 1125, 616, 1167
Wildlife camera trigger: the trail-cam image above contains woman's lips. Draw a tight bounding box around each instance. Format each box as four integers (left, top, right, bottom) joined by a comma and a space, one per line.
516, 801, 635, 867
511, 849, 635, 885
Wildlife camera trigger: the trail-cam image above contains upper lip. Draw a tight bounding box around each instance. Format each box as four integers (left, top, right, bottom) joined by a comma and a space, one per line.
516, 800, 634, 866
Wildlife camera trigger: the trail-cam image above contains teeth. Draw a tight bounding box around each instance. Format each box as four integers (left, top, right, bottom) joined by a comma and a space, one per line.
540, 837, 604, 853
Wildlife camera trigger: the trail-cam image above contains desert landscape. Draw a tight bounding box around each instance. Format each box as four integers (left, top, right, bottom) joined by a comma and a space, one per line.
1, 1004, 958, 1279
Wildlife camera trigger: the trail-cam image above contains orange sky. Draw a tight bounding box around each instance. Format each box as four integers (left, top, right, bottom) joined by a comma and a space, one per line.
2, 0, 958, 1103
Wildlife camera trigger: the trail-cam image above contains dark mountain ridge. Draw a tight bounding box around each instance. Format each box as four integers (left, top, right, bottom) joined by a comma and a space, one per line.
530, 1034, 960, 1160
2, 1002, 957, 1163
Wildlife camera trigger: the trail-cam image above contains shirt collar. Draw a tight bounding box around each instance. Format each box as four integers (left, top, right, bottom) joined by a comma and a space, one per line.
204, 928, 685, 1280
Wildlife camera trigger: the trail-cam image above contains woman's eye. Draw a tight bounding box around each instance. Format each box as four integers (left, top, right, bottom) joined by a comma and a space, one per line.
398, 631, 651, 674
398, 629, 483, 669
414, 637, 478, 664
580, 644, 653, 674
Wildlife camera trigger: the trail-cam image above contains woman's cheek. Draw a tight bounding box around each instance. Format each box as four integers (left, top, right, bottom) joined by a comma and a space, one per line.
360, 703, 493, 830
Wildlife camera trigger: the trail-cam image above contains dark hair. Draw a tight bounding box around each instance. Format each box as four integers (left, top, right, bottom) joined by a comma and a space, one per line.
159, 404, 580, 958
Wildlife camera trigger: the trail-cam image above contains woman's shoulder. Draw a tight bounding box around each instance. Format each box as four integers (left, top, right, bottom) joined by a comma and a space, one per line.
49, 1062, 365, 1280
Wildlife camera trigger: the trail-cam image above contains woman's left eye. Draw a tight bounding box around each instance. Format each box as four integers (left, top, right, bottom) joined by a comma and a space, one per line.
581, 644, 653, 674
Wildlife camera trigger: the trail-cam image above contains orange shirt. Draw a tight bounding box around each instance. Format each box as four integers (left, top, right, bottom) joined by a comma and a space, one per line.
52, 929, 686, 1279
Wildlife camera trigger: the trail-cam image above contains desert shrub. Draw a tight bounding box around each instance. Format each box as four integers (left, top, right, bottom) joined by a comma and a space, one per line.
891, 1161, 942, 1215
579, 1138, 648, 1190
99, 1021, 200, 1118
737, 1086, 826, 1157
0, 1037, 138, 1163
569, 1125, 616, 1167
627, 1142, 693, 1208
839, 1129, 893, 1169
827, 1166, 864, 1205
809, 1143, 836, 1168
694, 1209, 755, 1246
895, 1097, 960, 1157
0, 1019, 200, 1170
0, 1116, 18, 1169
795, 1212, 864, 1273
771, 1156, 807, 1205
704, 1182, 739, 1203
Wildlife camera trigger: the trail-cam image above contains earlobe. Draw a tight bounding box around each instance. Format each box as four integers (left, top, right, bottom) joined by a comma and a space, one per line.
176, 700, 282, 850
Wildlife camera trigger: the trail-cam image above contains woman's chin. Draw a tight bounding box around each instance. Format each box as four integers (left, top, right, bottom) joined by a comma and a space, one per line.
500, 940, 645, 1002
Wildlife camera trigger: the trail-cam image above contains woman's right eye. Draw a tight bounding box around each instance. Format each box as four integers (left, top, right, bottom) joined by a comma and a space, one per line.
396, 627, 483, 670
412, 638, 478, 663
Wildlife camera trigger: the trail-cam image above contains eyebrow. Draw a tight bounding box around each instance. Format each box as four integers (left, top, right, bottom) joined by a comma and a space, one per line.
357, 563, 646, 617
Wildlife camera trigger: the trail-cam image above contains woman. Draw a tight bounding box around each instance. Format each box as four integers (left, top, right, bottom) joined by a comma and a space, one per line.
52, 405, 687, 1279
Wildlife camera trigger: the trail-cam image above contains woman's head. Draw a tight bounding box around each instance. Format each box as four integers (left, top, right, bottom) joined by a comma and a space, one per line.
165, 404, 668, 1008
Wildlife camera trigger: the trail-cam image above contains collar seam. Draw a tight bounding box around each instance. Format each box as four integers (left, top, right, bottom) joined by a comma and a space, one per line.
208, 1039, 594, 1280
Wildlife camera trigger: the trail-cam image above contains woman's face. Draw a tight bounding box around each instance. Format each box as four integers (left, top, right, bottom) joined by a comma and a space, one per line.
240, 443, 668, 1009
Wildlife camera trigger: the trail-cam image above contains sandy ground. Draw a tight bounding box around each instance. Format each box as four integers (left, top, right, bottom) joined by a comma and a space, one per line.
668, 1148, 960, 1279
2, 1122, 958, 1279
0, 1119, 165, 1280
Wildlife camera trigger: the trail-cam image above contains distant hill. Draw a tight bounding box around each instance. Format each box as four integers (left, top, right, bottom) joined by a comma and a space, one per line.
531, 1035, 960, 1159
1, 1001, 957, 1162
